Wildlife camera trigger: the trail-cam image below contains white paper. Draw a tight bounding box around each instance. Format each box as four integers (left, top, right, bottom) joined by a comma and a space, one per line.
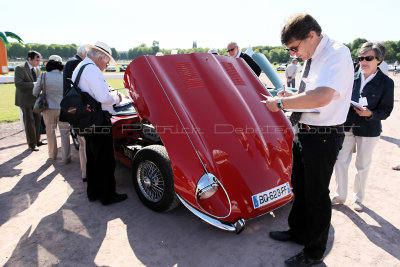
284, 108, 320, 113
359, 97, 368, 107
116, 96, 133, 107
351, 100, 364, 109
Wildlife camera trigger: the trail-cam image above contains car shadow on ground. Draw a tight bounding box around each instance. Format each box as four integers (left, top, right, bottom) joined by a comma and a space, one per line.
3, 155, 335, 266
332, 205, 400, 261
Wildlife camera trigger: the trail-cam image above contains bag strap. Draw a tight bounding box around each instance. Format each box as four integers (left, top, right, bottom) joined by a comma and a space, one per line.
66, 63, 93, 94
41, 73, 46, 97
74, 63, 92, 84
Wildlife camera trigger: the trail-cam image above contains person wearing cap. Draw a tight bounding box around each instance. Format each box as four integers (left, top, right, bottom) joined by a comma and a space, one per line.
226, 42, 261, 76
15, 50, 45, 151
285, 58, 298, 88
208, 48, 219, 55
33, 55, 64, 160
71, 41, 127, 206
60, 44, 89, 180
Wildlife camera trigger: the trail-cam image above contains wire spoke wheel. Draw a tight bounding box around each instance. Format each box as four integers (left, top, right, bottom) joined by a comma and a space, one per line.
132, 145, 180, 212
137, 160, 165, 202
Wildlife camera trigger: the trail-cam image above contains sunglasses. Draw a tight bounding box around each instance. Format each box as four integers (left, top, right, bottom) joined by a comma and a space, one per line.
358, 56, 377, 62
285, 39, 303, 52
227, 47, 236, 53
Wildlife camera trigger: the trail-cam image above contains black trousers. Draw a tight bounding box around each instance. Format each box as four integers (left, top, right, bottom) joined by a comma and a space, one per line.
84, 120, 117, 202
288, 125, 344, 259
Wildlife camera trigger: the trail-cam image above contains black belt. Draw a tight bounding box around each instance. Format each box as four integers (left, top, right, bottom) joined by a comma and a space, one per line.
298, 123, 344, 133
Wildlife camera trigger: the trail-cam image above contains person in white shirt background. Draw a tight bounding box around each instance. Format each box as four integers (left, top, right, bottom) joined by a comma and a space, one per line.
285, 58, 298, 88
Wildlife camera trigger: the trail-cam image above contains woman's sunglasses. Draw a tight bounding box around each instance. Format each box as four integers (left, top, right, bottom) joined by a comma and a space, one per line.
358, 56, 377, 62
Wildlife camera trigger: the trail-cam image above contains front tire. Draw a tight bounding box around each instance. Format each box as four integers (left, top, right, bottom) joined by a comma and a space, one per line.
132, 145, 180, 212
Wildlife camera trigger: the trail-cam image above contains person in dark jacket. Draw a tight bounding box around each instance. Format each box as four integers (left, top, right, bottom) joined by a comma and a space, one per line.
332, 42, 394, 212
227, 42, 261, 76
59, 45, 89, 180
15, 50, 45, 151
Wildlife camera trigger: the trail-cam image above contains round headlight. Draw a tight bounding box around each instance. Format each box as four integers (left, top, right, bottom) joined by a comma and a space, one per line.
196, 173, 219, 200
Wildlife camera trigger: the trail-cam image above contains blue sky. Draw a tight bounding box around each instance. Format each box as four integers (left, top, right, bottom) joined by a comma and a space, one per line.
2, 0, 399, 51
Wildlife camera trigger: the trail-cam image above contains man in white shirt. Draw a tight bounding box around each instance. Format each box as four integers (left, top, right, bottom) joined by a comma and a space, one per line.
72, 41, 127, 206
285, 58, 298, 88
263, 13, 354, 266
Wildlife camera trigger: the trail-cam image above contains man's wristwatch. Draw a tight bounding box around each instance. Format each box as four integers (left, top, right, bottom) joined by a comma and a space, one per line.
277, 98, 284, 110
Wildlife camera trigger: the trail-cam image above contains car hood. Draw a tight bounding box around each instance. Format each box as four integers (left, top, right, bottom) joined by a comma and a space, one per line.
124, 53, 293, 220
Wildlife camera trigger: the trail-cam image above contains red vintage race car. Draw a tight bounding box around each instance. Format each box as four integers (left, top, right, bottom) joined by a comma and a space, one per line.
111, 53, 294, 233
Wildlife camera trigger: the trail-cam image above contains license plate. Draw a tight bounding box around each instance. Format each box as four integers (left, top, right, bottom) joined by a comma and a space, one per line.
252, 182, 291, 209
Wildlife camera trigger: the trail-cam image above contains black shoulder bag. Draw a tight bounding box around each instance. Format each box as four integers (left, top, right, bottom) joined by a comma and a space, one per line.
59, 63, 106, 135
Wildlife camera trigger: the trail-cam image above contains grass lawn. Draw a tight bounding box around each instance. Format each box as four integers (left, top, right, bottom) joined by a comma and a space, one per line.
0, 78, 125, 123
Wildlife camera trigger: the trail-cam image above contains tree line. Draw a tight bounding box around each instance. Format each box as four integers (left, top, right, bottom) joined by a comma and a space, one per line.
6, 38, 400, 64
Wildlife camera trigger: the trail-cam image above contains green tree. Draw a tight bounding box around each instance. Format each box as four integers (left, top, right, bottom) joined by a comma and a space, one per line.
111, 48, 119, 60
152, 40, 160, 54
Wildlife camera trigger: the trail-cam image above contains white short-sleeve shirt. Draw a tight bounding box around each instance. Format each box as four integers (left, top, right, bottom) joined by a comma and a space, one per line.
71, 57, 120, 114
300, 35, 354, 126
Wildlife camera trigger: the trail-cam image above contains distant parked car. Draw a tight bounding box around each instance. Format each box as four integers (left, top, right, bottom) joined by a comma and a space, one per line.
7, 64, 15, 71
276, 63, 287, 71
119, 64, 128, 72
105, 65, 117, 72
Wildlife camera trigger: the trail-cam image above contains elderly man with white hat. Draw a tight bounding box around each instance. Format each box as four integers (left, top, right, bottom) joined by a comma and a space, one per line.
71, 41, 127, 206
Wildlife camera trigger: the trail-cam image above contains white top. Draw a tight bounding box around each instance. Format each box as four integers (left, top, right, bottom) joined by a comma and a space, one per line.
71, 57, 120, 113
360, 71, 377, 95
236, 50, 242, 58
300, 34, 354, 126
378, 61, 389, 76
285, 63, 297, 78
27, 61, 34, 70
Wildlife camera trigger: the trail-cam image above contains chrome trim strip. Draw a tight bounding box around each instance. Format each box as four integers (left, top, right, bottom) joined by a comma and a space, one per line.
195, 174, 232, 219
177, 194, 244, 233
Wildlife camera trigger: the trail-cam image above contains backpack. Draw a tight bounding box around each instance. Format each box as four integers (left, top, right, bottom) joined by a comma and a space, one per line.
59, 63, 107, 135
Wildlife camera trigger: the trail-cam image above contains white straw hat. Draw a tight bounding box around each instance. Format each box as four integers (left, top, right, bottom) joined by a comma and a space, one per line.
87, 41, 116, 65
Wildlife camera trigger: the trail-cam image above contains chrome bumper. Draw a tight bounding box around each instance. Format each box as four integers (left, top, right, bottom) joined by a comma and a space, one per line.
176, 194, 245, 234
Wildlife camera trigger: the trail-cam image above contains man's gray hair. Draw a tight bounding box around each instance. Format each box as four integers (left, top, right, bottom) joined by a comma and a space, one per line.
358, 42, 386, 62
87, 48, 107, 61
77, 44, 88, 57
227, 41, 238, 48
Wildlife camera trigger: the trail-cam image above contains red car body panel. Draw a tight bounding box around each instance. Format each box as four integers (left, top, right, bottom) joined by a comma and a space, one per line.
123, 53, 293, 222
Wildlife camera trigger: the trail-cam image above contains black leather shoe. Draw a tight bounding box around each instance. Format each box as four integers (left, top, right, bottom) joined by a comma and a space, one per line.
284, 251, 323, 267
29, 145, 39, 151
37, 141, 47, 146
101, 193, 128, 206
88, 195, 99, 202
270, 230, 295, 242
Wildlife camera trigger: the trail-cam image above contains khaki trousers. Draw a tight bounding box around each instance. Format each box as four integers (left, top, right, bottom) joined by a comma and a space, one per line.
58, 121, 71, 162
78, 135, 87, 179
334, 131, 380, 203
42, 109, 60, 159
